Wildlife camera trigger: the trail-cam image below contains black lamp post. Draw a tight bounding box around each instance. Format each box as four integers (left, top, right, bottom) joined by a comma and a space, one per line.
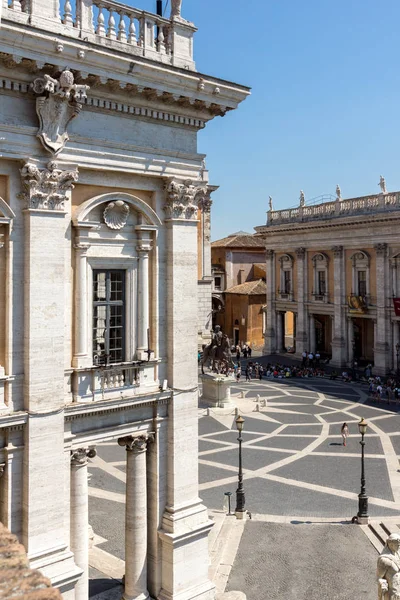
356, 417, 369, 523
235, 415, 246, 517
396, 343, 399, 377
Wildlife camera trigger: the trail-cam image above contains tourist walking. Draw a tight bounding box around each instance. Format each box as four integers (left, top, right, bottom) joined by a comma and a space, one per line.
236, 367, 241, 382
302, 351, 307, 367
341, 422, 349, 446
245, 366, 251, 382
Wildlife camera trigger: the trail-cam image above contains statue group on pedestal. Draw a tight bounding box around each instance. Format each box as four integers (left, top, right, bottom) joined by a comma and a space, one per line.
201, 326, 234, 375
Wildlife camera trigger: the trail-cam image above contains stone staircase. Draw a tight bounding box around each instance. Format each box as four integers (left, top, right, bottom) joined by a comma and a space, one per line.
361, 519, 400, 553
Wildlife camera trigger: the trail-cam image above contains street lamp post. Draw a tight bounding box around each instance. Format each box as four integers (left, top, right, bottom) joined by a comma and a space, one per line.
353, 417, 369, 524
396, 343, 399, 377
235, 415, 246, 518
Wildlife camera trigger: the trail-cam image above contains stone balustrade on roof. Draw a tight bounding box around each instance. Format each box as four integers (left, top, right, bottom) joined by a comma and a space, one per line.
264, 191, 400, 227
2, 0, 196, 70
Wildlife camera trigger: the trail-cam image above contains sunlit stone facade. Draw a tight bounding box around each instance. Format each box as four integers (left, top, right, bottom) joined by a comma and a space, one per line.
0, 3, 249, 599
256, 192, 400, 375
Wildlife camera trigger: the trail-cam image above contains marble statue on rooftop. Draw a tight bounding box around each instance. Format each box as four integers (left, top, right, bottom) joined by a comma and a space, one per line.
379, 175, 387, 194
336, 185, 342, 200
377, 533, 400, 599
268, 196, 273, 211
299, 190, 305, 207
171, 0, 182, 18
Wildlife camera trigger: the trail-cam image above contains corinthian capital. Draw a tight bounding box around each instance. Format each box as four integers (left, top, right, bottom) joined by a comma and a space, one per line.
118, 434, 155, 452
163, 178, 212, 220
71, 447, 96, 467
20, 161, 78, 211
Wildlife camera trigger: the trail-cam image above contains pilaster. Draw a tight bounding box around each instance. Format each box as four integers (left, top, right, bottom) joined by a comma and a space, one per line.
20, 160, 80, 591
331, 245, 347, 367
263, 249, 276, 355
160, 178, 214, 600
374, 243, 389, 374
295, 247, 308, 354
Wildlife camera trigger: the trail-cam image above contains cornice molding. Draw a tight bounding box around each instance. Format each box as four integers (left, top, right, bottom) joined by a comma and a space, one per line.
0, 75, 206, 129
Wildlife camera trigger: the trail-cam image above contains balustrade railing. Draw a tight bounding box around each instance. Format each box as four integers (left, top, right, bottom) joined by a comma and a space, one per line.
268, 192, 400, 225
4, 0, 193, 65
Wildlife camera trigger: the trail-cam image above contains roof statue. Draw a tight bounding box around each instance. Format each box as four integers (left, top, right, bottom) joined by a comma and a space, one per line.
379, 175, 387, 193
171, 0, 182, 18
268, 196, 273, 211
336, 185, 342, 200
299, 190, 305, 207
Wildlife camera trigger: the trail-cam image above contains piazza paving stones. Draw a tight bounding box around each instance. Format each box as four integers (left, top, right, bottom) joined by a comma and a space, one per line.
197, 377, 400, 519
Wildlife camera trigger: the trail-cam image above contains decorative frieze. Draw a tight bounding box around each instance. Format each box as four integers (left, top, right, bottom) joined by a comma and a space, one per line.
31, 69, 90, 155
164, 178, 208, 220
20, 161, 78, 211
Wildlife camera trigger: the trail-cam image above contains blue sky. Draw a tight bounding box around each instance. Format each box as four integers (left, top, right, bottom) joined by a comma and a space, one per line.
129, 1, 400, 240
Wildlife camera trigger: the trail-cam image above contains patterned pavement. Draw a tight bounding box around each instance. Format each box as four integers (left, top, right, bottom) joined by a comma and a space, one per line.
198, 377, 400, 520
86, 376, 400, 596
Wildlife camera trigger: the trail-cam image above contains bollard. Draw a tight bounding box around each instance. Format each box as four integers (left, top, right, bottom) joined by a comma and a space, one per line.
256, 394, 260, 401
240, 391, 245, 398
206, 407, 211, 416
255, 403, 260, 412
235, 407, 239, 416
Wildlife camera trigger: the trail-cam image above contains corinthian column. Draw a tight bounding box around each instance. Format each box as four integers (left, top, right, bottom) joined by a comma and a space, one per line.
118, 435, 153, 600
70, 447, 96, 600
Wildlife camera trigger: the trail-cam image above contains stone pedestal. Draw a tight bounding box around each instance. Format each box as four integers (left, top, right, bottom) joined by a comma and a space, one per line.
200, 374, 235, 408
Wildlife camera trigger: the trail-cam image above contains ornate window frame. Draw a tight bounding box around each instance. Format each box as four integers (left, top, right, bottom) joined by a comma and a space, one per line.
278, 254, 294, 301
311, 253, 329, 303
350, 251, 370, 298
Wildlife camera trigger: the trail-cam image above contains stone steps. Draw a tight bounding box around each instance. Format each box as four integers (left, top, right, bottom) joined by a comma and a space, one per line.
361, 520, 400, 553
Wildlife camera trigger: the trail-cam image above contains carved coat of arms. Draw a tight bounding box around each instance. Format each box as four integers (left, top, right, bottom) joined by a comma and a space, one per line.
31, 70, 90, 155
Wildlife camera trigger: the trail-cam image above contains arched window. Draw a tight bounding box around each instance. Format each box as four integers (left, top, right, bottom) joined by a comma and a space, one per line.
350, 251, 370, 298
279, 254, 294, 300
312, 253, 329, 302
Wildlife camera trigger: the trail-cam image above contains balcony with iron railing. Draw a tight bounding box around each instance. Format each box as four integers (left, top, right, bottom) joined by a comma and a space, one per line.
2, 0, 196, 69
265, 192, 400, 226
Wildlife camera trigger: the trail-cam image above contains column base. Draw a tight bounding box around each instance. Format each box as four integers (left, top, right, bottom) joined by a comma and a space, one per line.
157, 580, 216, 600
159, 503, 214, 600
29, 546, 82, 593
123, 592, 150, 600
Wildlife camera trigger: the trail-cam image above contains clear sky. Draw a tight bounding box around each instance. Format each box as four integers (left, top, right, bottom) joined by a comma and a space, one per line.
129, 1, 400, 241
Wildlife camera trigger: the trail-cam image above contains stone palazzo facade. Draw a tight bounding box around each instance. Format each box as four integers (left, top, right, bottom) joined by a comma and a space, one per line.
0, 3, 249, 600
255, 191, 400, 375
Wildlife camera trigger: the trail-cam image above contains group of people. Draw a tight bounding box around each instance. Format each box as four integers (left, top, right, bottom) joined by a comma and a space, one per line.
301, 350, 322, 368
234, 344, 252, 359
368, 377, 400, 405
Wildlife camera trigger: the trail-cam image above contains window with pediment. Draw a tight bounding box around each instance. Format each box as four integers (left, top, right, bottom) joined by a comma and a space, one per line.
312, 253, 329, 302
279, 254, 294, 300
350, 251, 370, 298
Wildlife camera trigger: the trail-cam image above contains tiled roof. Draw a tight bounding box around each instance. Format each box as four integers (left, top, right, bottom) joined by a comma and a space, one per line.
211, 234, 265, 248
225, 279, 266, 295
